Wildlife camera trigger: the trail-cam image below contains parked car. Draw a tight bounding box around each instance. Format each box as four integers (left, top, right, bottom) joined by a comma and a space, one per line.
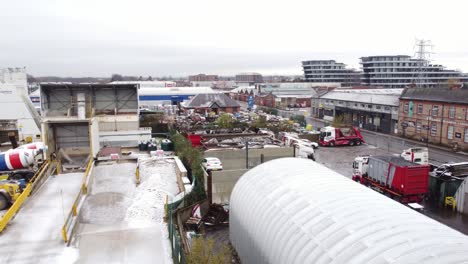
202, 157, 223, 171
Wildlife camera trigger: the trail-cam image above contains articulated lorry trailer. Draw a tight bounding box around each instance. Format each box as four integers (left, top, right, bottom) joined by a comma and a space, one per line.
352, 155, 430, 203
319, 126, 364, 147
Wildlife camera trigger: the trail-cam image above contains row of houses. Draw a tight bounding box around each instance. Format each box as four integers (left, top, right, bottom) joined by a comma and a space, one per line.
230, 83, 338, 109
312, 84, 468, 151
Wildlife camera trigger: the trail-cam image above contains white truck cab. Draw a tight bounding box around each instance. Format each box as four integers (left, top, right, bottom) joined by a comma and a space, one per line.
401, 147, 428, 165
352, 156, 369, 176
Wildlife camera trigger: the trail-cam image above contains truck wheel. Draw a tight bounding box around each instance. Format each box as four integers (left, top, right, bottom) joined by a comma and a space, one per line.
356, 140, 362, 146
349, 140, 355, 146
0, 194, 9, 211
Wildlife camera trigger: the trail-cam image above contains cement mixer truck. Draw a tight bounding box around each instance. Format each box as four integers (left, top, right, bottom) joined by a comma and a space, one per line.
0, 146, 45, 210
0, 144, 45, 183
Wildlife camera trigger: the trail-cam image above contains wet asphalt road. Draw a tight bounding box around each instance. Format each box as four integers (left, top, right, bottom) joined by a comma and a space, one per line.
306, 118, 468, 235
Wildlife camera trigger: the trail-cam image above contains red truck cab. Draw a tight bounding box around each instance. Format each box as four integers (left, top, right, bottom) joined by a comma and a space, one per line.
319, 126, 364, 147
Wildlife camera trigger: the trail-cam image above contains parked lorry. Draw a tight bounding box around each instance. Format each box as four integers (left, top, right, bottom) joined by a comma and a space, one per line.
319, 126, 364, 147
352, 155, 430, 203
401, 147, 429, 165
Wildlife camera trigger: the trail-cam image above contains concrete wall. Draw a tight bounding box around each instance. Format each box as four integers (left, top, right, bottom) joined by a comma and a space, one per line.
206, 169, 249, 204
174, 156, 187, 193
204, 147, 294, 204
204, 147, 294, 170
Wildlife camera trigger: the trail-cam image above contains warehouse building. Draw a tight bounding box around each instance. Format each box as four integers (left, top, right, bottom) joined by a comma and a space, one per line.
230, 158, 468, 264
312, 89, 402, 134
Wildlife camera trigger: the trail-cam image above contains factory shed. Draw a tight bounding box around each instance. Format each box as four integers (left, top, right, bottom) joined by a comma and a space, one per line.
230, 158, 468, 264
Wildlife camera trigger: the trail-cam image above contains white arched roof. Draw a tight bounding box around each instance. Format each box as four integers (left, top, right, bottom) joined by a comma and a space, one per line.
230, 158, 468, 264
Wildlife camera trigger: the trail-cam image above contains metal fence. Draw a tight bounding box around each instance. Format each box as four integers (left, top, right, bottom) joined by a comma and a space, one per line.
167, 199, 186, 264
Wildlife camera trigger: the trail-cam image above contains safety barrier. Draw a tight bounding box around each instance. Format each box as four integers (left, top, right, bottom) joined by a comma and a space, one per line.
0, 160, 53, 232
61, 158, 94, 245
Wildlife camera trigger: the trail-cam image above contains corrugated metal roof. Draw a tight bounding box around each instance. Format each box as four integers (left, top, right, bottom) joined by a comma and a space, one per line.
319, 89, 403, 106
184, 93, 240, 108
230, 158, 468, 264
400, 87, 468, 105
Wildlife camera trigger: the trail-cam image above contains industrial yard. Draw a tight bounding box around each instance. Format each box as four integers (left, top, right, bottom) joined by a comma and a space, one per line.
1, 6, 468, 261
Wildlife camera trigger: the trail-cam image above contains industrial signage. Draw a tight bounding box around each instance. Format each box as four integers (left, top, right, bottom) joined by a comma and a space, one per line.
248, 95, 254, 109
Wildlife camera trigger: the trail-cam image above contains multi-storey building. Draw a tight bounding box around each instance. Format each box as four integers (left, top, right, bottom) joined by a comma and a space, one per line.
188, 74, 218, 82
302, 60, 361, 87
235, 72, 263, 85
360, 55, 468, 88
398, 85, 468, 151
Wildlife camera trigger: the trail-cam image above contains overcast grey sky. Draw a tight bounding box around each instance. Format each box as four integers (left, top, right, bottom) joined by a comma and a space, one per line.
1, 0, 467, 77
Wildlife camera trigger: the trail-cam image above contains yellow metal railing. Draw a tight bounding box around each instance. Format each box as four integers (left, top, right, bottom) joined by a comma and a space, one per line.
61, 158, 94, 244
0, 160, 52, 232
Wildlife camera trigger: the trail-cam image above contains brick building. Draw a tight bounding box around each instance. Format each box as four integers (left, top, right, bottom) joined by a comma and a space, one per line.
254, 93, 276, 108
398, 86, 468, 151
188, 74, 218, 82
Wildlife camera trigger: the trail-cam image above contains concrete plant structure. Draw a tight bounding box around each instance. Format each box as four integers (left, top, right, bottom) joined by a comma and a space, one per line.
0, 68, 41, 143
